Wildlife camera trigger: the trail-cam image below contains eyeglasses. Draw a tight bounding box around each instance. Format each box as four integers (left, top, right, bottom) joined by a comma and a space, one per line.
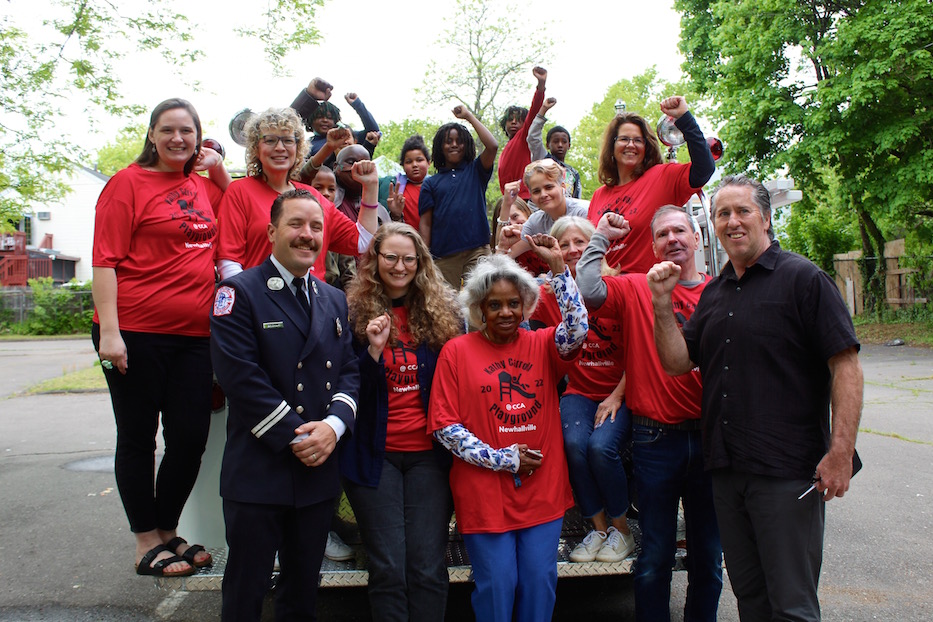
615, 136, 645, 146
261, 135, 298, 147
378, 252, 419, 267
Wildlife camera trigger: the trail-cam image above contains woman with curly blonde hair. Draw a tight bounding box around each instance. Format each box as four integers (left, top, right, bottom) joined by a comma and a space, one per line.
342, 222, 462, 621
217, 107, 378, 279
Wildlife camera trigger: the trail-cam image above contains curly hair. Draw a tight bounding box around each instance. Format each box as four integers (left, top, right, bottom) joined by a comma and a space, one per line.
244, 108, 309, 180
597, 112, 663, 187
460, 254, 540, 329
346, 223, 463, 352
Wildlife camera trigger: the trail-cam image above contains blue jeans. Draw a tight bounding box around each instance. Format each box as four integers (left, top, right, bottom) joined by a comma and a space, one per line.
560, 393, 631, 519
632, 422, 722, 622
344, 450, 451, 622
462, 517, 563, 622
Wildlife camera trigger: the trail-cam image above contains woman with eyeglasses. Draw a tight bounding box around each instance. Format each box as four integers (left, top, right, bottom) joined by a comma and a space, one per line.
217, 108, 378, 280
342, 223, 463, 621
588, 96, 714, 273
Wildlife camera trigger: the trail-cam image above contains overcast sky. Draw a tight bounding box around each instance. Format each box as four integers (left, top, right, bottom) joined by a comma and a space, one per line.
12, 0, 690, 164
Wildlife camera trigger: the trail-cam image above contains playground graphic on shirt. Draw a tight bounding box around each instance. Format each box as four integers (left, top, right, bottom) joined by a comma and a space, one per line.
167, 188, 217, 245
480, 357, 545, 426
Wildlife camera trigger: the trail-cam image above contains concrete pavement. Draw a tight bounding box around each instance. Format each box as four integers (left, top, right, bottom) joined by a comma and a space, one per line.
0, 338, 930, 620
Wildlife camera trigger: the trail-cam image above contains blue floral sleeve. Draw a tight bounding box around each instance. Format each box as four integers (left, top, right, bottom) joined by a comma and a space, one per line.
550, 265, 588, 357
434, 424, 520, 473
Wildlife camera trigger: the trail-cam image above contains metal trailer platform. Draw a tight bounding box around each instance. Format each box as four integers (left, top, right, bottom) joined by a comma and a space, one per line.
155, 508, 687, 592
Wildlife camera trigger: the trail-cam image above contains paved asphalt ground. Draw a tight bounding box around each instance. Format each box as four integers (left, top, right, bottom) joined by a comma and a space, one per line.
0, 338, 930, 621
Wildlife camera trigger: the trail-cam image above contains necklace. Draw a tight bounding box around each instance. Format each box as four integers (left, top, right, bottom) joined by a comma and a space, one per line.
481, 327, 518, 345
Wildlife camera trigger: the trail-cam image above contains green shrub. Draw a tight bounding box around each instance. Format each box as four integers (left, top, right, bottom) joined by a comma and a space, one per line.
13, 278, 93, 335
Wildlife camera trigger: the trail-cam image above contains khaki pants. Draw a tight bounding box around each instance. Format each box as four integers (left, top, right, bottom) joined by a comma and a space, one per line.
435, 245, 490, 290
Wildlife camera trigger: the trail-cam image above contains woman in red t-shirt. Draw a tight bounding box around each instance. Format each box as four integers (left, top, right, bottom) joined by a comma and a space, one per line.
428, 246, 588, 622
92, 98, 230, 578
342, 223, 462, 621
529, 216, 635, 564
587, 96, 714, 274
216, 108, 378, 280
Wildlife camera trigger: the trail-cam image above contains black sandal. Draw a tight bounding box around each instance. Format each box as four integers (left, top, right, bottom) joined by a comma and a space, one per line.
166, 536, 213, 568
135, 544, 195, 577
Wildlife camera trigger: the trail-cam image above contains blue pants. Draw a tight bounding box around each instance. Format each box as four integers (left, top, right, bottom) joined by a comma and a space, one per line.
560, 393, 631, 519
632, 422, 722, 622
462, 517, 563, 622
712, 469, 825, 622
344, 450, 451, 622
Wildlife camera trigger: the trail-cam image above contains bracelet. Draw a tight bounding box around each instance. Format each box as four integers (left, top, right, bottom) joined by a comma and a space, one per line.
497, 218, 510, 225
361, 202, 379, 210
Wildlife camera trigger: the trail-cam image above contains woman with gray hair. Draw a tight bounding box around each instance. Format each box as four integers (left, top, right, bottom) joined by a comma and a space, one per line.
427, 241, 588, 622
216, 107, 378, 279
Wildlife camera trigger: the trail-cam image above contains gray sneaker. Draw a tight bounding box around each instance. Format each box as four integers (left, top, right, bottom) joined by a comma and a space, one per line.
596, 526, 636, 562
569, 529, 608, 562
324, 531, 354, 561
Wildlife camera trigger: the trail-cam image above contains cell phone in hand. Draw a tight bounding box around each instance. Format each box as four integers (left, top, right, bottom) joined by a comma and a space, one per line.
525, 449, 543, 460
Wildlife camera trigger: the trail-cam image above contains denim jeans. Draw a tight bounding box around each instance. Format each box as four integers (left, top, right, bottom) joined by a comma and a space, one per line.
632, 422, 722, 622
560, 393, 631, 519
463, 517, 563, 622
344, 450, 451, 622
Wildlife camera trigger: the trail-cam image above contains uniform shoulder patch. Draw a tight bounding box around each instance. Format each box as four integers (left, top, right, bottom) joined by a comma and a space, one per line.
213, 286, 236, 316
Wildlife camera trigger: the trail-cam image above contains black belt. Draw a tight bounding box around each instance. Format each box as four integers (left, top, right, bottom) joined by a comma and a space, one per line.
632, 415, 702, 431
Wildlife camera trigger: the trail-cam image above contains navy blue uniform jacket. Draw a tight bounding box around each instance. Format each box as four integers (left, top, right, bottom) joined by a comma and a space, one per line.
211, 258, 359, 508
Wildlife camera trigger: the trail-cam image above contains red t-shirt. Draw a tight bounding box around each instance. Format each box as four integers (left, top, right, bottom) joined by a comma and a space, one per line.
497, 88, 545, 199
601, 274, 708, 424
531, 284, 624, 401
587, 162, 697, 273
216, 176, 359, 275
384, 306, 433, 452
428, 328, 575, 533
402, 182, 422, 230
92, 164, 223, 336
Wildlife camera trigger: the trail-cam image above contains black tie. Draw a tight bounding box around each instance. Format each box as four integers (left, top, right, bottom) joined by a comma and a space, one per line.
292, 276, 311, 316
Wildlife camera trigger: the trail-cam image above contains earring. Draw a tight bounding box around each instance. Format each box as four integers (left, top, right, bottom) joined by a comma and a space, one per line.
152, 145, 157, 153
481, 314, 486, 324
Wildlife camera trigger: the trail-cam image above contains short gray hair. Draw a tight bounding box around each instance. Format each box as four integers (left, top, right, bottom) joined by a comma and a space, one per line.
711, 174, 774, 240
460, 254, 540, 327
550, 215, 595, 241
651, 205, 696, 234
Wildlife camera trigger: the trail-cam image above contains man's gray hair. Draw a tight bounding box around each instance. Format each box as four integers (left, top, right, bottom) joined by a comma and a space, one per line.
711, 174, 774, 240
650, 204, 696, 234
460, 254, 540, 328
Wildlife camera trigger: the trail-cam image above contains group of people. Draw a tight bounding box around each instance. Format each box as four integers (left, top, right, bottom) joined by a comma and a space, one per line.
90, 64, 863, 622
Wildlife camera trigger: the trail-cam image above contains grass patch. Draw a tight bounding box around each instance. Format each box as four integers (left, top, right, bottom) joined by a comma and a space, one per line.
21, 364, 108, 395
859, 427, 933, 446
854, 321, 933, 348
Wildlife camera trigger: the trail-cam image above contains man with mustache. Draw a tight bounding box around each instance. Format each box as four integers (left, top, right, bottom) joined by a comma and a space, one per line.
211, 188, 360, 621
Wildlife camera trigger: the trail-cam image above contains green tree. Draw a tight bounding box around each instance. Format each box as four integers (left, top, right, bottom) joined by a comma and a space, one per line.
416, 0, 554, 126
676, 0, 933, 313
95, 124, 147, 177
1, 0, 325, 228
373, 118, 443, 164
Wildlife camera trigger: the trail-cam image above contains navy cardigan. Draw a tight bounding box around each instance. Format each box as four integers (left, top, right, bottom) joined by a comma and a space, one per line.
340, 339, 451, 487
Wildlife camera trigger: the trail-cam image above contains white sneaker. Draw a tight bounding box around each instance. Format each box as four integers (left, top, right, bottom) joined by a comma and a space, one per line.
324, 531, 354, 561
569, 529, 607, 562
596, 526, 636, 562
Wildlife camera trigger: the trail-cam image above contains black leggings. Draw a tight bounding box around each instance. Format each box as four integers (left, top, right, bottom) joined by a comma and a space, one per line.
93, 325, 212, 533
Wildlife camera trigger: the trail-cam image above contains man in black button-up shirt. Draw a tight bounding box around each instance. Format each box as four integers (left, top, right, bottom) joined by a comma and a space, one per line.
649, 175, 863, 622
